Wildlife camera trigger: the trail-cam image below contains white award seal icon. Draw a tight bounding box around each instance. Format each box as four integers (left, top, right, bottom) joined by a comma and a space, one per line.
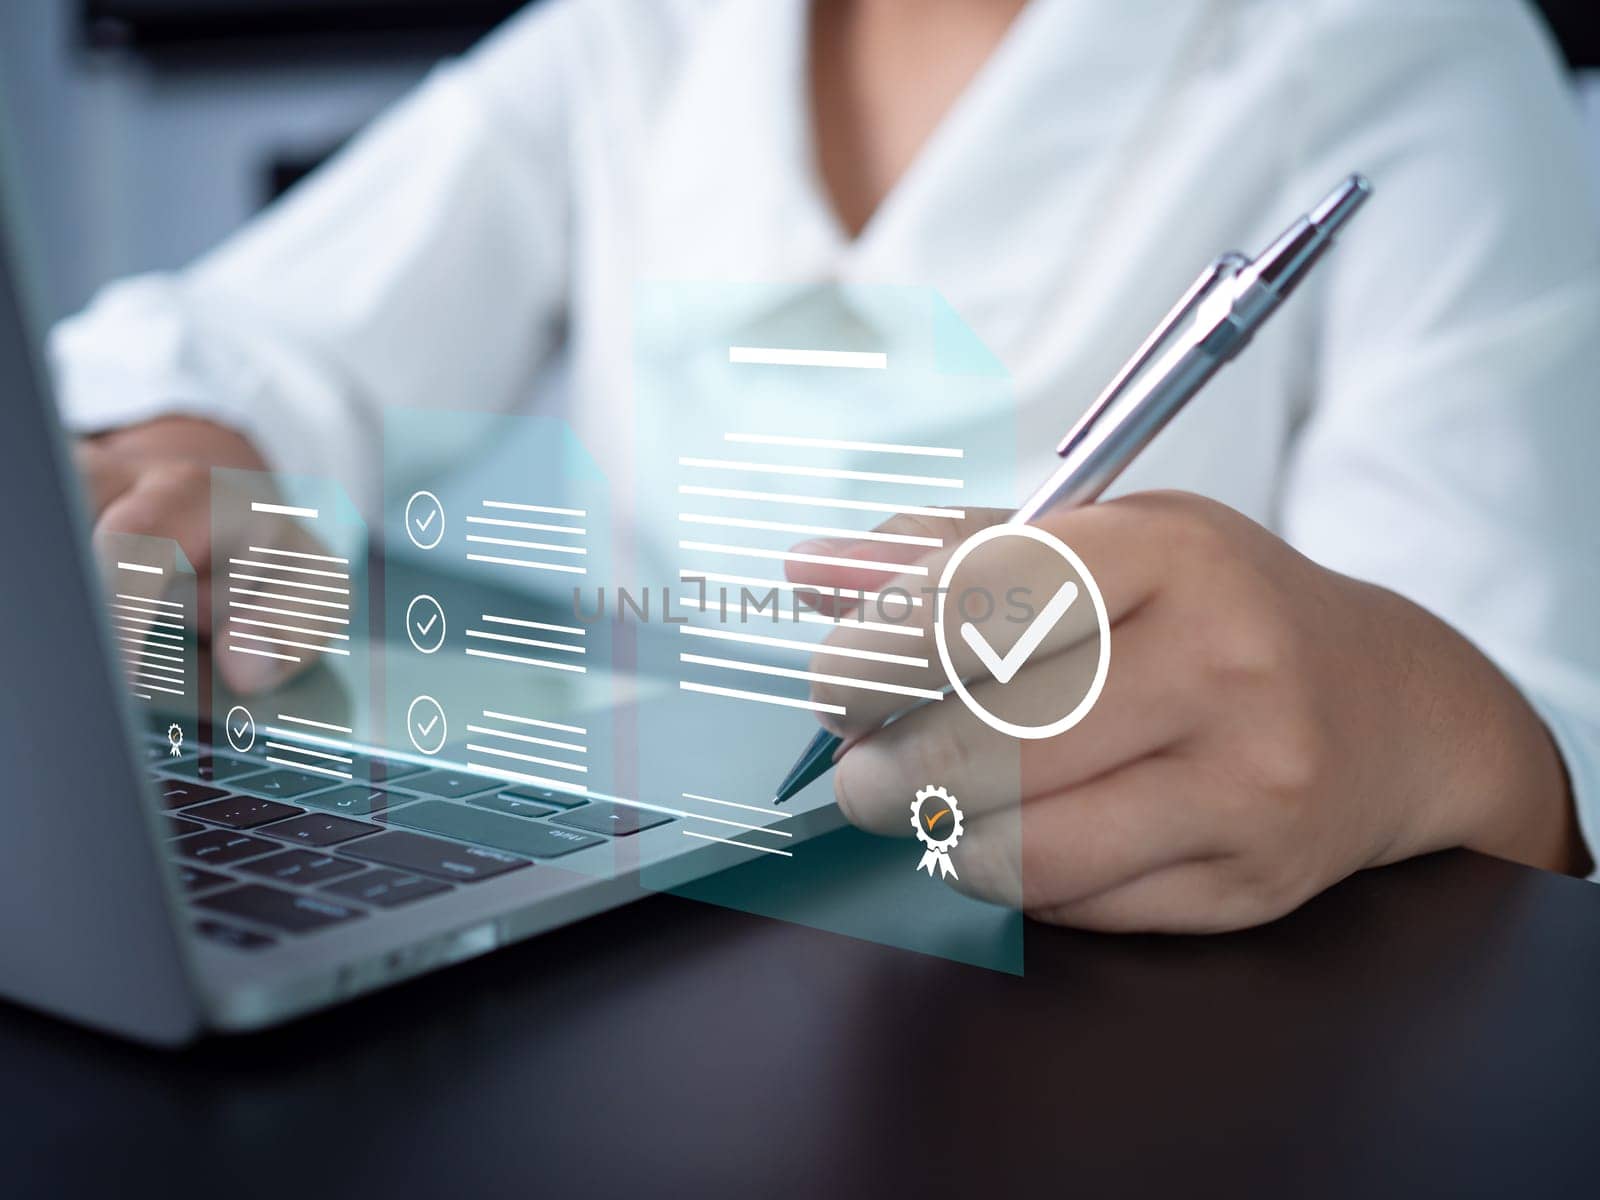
911, 785, 964, 880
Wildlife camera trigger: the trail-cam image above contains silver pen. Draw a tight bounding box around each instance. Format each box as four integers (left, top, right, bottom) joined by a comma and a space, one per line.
774, 174, 1373, 804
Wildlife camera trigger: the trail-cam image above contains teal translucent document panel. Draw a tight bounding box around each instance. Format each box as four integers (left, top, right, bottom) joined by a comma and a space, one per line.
209, 469, 374, 786
632, 281, 1024, 973
380, 408, 621, 839
97, 532, 199, 748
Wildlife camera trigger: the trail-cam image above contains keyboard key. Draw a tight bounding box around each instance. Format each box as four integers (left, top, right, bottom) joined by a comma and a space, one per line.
240, 849, 366, 886
468, 793, 557, 819
372, 760, 426, 782
341, 831, 530, 882
153, 780, 228, 810
176, 865, 233, 894
141, 742, 192, 767
181, 795, 304, 830
518, 823, 604, 857
235, 768, 339, 800
554, 801, 673, 837
197, 885, 365, 935
165, 754, 270, 786
193, 919, 276, 951
259, 812, 380, 848
300, 784, 407, 817
173, 828, 278, 866
167, 816, 206, 838
502, 785, 587, 810
207, 753, 273, 780
158, 756, 211, 780
400, 769, 499, 799
385, 801, 603, 859
321, 868, 451, 909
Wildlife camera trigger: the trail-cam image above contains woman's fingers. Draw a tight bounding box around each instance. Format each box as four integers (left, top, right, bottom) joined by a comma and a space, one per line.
834, 601, 1193, 831
94, 461, 333, 693
72, 421, 334, 696
98, 464, 215, 575
74, 439, 140, 517
210, 489, 342, 694
81, 438, 213, 658
782, 507, 999, 614
797, 499, 1167, 737
1023, 859, 1282, 935
944, 754, 1222, 911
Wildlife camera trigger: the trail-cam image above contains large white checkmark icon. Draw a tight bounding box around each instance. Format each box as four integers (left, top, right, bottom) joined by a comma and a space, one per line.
415, 715, 440, 738
414, 613, 439, 637
414, 508, 438, 533
960, 581, 1079, 685
231, 721, 248, 739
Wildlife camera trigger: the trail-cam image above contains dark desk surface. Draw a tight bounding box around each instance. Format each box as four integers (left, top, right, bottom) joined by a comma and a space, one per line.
3, 847, 1599, 1197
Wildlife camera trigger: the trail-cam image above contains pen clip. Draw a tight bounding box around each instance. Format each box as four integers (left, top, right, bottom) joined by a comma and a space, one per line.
1054, 253, 1249, 459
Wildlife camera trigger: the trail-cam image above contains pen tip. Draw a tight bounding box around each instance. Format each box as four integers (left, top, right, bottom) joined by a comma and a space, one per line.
772, 728, 842, 805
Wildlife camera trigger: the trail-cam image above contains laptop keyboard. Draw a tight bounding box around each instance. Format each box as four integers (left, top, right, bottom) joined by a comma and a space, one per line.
142, 733, 671, 952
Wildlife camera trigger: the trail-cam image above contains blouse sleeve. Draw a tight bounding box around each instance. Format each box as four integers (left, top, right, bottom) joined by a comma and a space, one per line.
49, 0, 585, 516
1278, 0, 1600, 872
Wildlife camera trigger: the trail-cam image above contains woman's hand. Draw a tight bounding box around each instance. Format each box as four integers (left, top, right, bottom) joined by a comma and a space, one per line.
786, 491, 1586, 932
76, 416, 328, 694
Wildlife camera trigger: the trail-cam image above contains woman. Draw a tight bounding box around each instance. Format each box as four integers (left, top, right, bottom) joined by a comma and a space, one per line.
56, 0, 1600, 929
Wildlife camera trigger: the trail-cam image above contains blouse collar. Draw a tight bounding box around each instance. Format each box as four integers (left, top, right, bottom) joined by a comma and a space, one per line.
636, 0, 1210, 350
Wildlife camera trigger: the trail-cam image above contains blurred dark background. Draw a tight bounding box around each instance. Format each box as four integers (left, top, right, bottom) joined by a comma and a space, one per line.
1, 0, 1596, 328
76, 0, 1600, 62
80, 0, 525, 51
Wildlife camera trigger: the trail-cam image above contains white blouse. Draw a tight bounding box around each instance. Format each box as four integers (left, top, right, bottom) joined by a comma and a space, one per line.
49, 0, 1600, 865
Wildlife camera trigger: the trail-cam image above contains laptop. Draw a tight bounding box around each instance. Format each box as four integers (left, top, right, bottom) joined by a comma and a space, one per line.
0, 203, 846, 1045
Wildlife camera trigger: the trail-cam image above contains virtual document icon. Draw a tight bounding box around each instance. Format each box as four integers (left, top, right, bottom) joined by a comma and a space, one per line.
634, 282, 1016, 805
382, 408, 617, 808
632, 281, 1022, 974
97, 532, 198, 741
210, 469, 373, 785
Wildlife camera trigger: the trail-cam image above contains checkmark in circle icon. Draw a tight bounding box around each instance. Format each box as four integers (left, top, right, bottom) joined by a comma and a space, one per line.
404, 490, 445, 551
224, 705, 255, 753
960, 580, 1079, 685
406, 695, 448, 756
933, 524, 1111, 741
405, 594, 447, 654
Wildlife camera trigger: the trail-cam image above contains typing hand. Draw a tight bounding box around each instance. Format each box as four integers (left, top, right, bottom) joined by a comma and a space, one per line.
786, 491, 1585, 932
76, 416, 330, 694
